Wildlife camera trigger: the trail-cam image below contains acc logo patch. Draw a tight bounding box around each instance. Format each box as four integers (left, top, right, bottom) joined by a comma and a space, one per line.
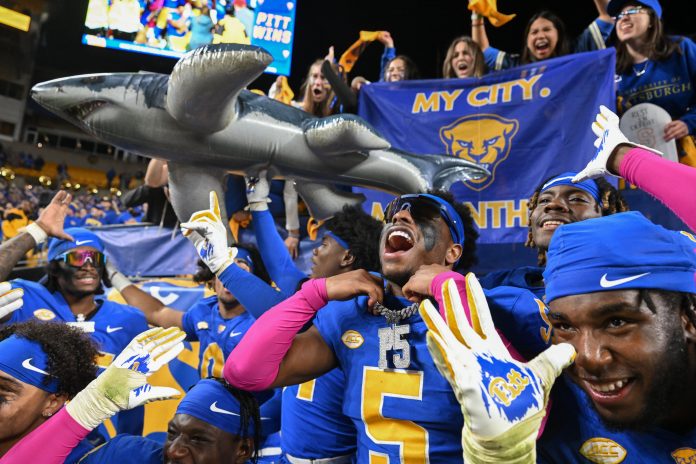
439, 113, 519, 191
341, 330, 364, 349
580, 437, 627, 464
33, 309, 56, 321
672, 448, 696, 464
196, 321, 209, 330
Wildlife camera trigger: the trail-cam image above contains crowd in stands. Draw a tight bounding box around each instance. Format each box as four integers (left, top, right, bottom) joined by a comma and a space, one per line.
2, 0, 696, 462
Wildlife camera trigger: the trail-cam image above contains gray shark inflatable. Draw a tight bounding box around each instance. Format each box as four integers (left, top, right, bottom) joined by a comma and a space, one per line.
31, 44, 488, 228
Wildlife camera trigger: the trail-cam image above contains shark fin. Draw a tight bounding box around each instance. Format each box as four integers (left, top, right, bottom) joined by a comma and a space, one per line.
388, 149, 490, 191
295, 182, 366, 221
303, 114, 390, 156
167, 162, 234, 244
167, 44, 272, 134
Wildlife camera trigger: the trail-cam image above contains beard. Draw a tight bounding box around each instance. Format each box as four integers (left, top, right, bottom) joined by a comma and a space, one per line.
595, 322, 689, 431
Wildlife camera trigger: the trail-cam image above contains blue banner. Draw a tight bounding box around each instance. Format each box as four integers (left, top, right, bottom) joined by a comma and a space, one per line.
358, 49, 617, 245
250, 0, 297, 76
93, 225, 199, 277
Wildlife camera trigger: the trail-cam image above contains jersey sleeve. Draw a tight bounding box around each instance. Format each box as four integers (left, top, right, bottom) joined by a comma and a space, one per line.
313, 299, 361, 357
483, 46, 517, 72
573, 18, 612, 53
678, 38, 696, 133
217, 263, 286, 319
485, 286, 551, 359
181, 300, 210, 341
77, 434, 162, 463
7, 279, 53, 323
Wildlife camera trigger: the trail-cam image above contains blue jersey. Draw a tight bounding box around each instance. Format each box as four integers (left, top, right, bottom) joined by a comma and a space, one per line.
539, 378, 696, 463
8, 279, 150, 437
77, 434, 162, 463
313, 283, 550, 463
181, 295, 256, 378
617, 37, 696, 134
479, 266, 545, 301
8, 279, 149, 368
281, 368, 356, 459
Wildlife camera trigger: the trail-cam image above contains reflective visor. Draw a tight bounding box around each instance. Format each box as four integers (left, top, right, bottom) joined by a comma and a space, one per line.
57, 250, 105, 268
384, 194, 465, 246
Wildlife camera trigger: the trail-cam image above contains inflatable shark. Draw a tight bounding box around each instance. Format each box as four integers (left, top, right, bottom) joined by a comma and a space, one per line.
31, 44, 489, 227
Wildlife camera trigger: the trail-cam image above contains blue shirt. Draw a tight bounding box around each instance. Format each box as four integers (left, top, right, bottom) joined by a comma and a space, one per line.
617, 37, 696, 135
479, 266, 546, 300
281, 368, 357, 459
77, 434, 162, 463
181, 295, 256, 378
484, 18, 613, 71
312, 282, 550, 462
538, 378, 696, 463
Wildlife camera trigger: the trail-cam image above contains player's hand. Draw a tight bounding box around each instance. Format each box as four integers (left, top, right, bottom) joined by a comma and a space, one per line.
0, 282, 23, 319
35, 190, 74, 241
65, 327, 185, 430
284, 235, 299, 259
245, 169, 271, 211
325, 270, 384, 308
664, 120, 688, 141
573, 105, 662, 183
402, 264, 451, 303
419, 273, 575, 463
180, 191, 235, 274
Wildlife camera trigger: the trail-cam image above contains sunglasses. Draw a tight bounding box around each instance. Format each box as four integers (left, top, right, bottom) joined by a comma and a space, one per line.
614, 7, 645, 21
384, 194, 464, 245
56, 250, 105, 268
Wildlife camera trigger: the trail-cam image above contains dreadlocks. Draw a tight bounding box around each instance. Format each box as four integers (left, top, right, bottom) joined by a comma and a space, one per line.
211, 377, 262, 463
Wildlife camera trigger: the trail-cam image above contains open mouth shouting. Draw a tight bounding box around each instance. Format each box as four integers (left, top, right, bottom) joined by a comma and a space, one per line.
454, 61, 470, 77
382, 226, 416, 262
533, 39, 552, 57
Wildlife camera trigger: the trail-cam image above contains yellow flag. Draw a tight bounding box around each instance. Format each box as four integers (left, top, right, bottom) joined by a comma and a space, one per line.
338, 30, 383, 73
468, 0, 516, 27
273, 76, 295, 105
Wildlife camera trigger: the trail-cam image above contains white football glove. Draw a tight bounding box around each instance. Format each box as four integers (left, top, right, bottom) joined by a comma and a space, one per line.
419, 274, 575, 463
180, 191, 236, 274
66, 327, 185, 430
0, 282, 23, 319
573, 105, 663, 183
245, 169, 271, 211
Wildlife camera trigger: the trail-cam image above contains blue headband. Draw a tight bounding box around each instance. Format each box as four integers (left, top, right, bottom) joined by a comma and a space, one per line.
325, 231, 350, 250
540, 172, 601, 204
0, 335, 59, 393
419, 194, 466, 247
545, 212, 696, 303
176, 379, 275, 437
234, 248, 254, 273
47, 228, 105, 261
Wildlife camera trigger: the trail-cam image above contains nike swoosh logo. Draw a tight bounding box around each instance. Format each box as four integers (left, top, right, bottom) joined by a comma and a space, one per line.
75, 240, 92, 246
229, 331, 243, 338
599, 272, 650, 288
22, 358, 50, 376
106, 326, 123, 333
210, 401, 240, 416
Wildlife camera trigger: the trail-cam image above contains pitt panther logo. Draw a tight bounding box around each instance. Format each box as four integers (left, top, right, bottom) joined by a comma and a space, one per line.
439, 114, 519, 191
672, 448, 696, 464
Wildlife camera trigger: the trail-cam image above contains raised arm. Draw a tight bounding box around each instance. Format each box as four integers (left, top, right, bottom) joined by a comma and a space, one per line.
107, 261, 184, 328
593, 0, 612, 22
225, 270, 384, 390
471, 13, 489, 51
0, 191, 73, 284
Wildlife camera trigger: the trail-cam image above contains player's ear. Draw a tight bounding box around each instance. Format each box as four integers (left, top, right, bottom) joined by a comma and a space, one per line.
341, 250, 355, 269
444, 243, 462, 267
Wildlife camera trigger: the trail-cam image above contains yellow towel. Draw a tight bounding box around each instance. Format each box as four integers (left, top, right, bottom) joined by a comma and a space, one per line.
338, 30, 383, 73
468, 0, 516, 27
274, 76, 295, 104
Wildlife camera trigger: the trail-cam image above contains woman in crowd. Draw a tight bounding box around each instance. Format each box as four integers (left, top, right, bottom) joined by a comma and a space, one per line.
473, 1, 613, 71
442, 35, 487, 78
0, 319, 99, 463
609, 0, 696, 162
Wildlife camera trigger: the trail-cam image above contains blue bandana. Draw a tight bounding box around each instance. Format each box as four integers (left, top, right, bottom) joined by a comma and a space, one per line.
540, 172, 601, 204
325, 231, 350, 250
0, 335, 59, 393
544, 212, 696, 303
47, 228, 105, 261
176, 379, 275, 437
234, 248, 254, 273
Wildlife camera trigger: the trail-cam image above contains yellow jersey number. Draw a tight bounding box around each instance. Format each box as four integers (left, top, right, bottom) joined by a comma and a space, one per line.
361, 367, 429, 463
